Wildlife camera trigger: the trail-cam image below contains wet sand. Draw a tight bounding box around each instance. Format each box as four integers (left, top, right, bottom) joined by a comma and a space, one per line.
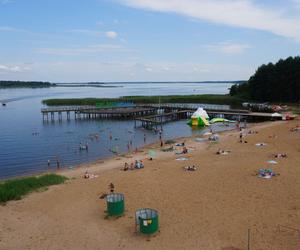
0, 119, 300, 250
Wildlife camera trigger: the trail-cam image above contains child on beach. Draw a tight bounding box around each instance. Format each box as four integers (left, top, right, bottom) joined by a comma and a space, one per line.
109, 183, 115, 193
123, 162, 129, 171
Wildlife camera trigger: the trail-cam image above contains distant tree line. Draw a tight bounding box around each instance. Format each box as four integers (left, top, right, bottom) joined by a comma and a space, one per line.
0, 81, 55, 88
230, 56, 300, 103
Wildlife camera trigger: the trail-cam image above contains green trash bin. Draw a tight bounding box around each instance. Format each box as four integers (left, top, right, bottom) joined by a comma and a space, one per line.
106, 193, 124, 216
136, 208, 159, 234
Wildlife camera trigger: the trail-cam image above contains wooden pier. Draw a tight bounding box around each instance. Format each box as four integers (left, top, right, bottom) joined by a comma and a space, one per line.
135, 110, 194, 129
41, 106, 156, 122
41, 103, 283, 128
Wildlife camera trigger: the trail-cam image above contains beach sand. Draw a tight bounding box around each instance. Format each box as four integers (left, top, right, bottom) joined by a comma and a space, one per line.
1, 119, 300, 250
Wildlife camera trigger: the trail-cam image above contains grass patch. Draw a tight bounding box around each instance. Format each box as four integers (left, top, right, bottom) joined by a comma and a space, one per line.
42, 94, 243, 106
0, 174, 67, 203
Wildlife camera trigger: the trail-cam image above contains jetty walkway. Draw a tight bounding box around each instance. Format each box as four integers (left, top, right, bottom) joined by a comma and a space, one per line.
41, 103, 283, 128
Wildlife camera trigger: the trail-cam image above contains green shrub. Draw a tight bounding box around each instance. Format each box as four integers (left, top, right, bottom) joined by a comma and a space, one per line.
0, 174, 67, 203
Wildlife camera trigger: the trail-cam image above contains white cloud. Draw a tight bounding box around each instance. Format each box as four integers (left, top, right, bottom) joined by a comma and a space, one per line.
117, 0, 300, 42
1, 0, 14, 4
105, 31, 118, 39
0, 64, 31, 73
68, 29, 102, 36
145, 67, 153, 72
36, 44, 128, 56
205, 42, 251, 54
0, 26, 27, 32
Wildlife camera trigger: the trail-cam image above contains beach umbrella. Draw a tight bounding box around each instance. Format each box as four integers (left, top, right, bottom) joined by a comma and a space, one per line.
148, 150, 156, 158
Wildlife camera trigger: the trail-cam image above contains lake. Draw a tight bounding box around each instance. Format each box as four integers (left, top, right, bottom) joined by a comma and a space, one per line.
0, 82, 234, 179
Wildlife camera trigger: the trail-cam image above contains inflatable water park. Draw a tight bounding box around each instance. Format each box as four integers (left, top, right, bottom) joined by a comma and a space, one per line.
187, 107, 235, 127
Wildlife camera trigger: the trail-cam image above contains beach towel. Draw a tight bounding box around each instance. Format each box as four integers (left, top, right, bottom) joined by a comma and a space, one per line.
195, 138, 207, 142
176, 157, 189, 161
267, 160, 278, 164
255, 143, 267, 147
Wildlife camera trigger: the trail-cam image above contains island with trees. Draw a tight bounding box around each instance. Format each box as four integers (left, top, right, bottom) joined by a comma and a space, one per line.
0, 81, 55, 88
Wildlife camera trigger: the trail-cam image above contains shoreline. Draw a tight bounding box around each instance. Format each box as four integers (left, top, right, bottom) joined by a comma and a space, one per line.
0, 121, 275, 182
57, 121, 275, 179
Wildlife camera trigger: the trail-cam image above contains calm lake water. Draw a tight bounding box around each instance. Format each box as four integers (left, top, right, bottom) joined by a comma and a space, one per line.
0, 82, 234, 180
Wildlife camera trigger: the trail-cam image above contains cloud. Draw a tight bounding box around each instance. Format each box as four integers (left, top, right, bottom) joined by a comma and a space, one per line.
35, 44, 129, 56
205, 42, 251, 54
117, 0, 300, 41
68, 29, 102, 36
69, 29, 119, 39
0, 60, 253, 81
105, 31, 118, 39
0, 64, 31, 73
0, 26, 27, 33
1, 0, 14, 4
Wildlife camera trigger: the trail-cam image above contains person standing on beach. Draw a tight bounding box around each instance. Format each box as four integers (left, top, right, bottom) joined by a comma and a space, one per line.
236, 121, 240, 130
143, 134, 146, 143
56, 159, 60, 169
239, 131, 243, 143
47, 159, 50, 168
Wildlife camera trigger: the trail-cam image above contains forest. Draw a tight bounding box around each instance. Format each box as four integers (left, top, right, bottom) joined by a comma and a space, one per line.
230, 56, 300, 103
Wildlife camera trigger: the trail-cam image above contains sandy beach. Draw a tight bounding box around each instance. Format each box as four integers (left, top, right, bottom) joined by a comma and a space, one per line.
1, 118, 300, 250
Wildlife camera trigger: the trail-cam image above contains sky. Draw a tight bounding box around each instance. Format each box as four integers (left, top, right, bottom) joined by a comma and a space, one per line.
0, 0, 299, 82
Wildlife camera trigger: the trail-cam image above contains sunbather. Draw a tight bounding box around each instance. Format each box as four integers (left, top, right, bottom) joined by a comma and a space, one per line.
216, 149, 230, 155
274, 153, 287, 158
184, 165, 197, 171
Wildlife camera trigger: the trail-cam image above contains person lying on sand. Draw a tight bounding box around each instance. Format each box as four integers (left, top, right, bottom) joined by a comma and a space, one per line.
83, 171, 98, 179
258, 169, 277, 179
135, 160, 144, 169
161, 146, 174, 152
216, 149, 231, 155
274, 153, 287, 158
184, 165, 197, 171
255, 143, 267, 147
290, 126, 300, 132
248, 130, 258, 134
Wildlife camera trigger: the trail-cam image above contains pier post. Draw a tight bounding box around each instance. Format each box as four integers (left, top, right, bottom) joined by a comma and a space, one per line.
58, 112, 62, 121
